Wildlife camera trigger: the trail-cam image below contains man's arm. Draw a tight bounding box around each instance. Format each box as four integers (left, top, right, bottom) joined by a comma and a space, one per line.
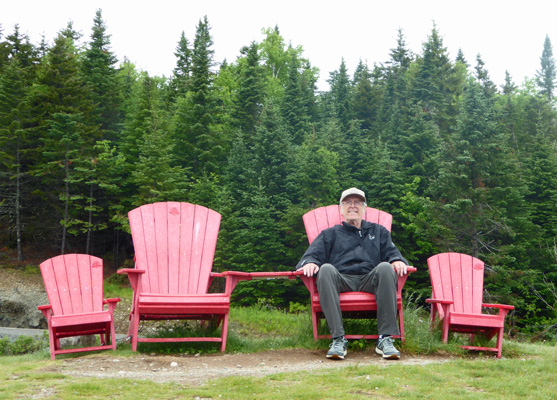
378, 226, 409, 275
295, 230, 329, 275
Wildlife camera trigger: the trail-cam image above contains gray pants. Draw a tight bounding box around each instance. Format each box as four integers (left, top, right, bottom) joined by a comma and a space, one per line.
315, 262, 399, 338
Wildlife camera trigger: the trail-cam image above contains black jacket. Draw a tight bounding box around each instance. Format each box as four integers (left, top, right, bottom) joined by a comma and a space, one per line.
296, 220, 408, 275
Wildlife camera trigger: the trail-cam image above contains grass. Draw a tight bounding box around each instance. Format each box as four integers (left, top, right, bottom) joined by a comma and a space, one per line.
1, 300, 555, 399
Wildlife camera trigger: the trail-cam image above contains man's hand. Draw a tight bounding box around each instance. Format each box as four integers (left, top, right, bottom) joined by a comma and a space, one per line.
299, 262, 320, 277
391, 261, 408, 277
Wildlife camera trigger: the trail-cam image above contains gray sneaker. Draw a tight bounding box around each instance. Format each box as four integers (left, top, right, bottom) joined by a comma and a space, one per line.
375, 336, 400, 360
327, 337, 348, 360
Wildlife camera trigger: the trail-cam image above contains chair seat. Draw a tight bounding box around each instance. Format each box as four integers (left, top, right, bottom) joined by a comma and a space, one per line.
449, 312, 505, 329
137, 293, 230, 315
51, 311, 113, 328
312, 292, 403, 312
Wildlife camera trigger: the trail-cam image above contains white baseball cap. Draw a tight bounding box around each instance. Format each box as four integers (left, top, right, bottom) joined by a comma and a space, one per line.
340, 188, 366, 203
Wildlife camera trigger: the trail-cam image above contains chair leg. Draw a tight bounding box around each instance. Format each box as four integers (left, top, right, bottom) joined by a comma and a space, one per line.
468, 334, 475, 344
130, 311, 140, 352
496, 327, 504, 358
312, 310, 319, 341
398, 307, 405, 342
110, 321, 117, 351
48, 327, 57, 361
220, 313, 229, 352
442, 316, 450, 343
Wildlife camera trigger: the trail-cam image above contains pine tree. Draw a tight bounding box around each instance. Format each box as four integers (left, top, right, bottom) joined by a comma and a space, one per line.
411, 24, 457, 134
351, 60, 374, 131
4, 25, 38, 70
0, 25, 40, 260
399, 104, 440, 195
282, 50, 309, 145
434, 78, 525, 259
536, 35, 556, 100
81, 9, 122, 141
0, 57, 30, 260
43, 113, 89, 253
132, 122, 189, 206
289, 133, 340, 207
474, 54, 497, 100
165, 31, 192, 105
172, 16, 224, 176
232, 42, 264, 138
28, 32, 98, 252
328, 59, 351, 130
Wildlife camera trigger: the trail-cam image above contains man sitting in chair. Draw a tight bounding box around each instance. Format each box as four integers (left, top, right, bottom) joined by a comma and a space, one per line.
296, 188, 409, 360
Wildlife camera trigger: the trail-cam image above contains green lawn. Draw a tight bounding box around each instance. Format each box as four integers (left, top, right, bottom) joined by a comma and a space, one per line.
1, 303, 555, 400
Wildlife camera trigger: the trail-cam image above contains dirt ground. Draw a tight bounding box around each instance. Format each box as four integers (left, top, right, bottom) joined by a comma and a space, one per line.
48, 350, 449, 385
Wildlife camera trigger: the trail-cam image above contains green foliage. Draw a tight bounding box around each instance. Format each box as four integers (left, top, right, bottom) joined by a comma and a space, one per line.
0, 334, 48, 356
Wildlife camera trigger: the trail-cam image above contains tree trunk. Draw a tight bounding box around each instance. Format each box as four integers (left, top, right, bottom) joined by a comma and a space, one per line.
15, 143, 24, 261
86, 183, 93, 255
61, 157, 69, 255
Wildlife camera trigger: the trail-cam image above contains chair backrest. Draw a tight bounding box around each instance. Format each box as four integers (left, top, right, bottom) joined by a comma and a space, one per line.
128, 201, 221, 295
427, 252, 485, 318
302, 205, 393, 244
40, 254, 105, 316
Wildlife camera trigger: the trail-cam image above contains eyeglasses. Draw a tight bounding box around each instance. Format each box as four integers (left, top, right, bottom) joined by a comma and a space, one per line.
341, 201, 365, 207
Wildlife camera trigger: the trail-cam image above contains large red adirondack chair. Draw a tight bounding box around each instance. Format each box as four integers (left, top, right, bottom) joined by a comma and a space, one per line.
38, 254, 120, 360
299, 205, 416, 341
118, 202, 247, 352
425, 253, 514, 358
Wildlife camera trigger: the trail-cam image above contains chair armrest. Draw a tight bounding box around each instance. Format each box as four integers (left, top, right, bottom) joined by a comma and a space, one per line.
425, 298, 453, 305
38, 305, 53, 322
482, 303, 514, 310
117, 268, 145, 275
483, 303, 515, 316
248, 271, 297, 279
425, 298, 453, 327
104, 298, 121, 313
222, 270, 253, 294
117, 268, 145, 293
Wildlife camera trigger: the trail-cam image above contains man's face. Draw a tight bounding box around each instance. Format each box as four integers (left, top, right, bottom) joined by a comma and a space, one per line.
341, 195, 366, 224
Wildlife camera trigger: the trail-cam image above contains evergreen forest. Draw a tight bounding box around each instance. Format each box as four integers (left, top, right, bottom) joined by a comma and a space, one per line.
1, 10, 556, 338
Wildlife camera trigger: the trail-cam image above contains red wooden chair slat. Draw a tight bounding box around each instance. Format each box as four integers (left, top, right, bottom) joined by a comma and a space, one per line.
119, 202, 239, 352
299, 205, 414, 341
426, 252, 514, 358
38, 254, 120, 360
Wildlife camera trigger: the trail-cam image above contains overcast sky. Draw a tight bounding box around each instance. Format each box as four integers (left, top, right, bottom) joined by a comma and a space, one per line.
3, 1, 557, 91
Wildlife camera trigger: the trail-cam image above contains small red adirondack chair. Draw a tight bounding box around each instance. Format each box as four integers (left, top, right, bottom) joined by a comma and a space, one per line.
38, 254, 120, 360
426, 252, 514, 358
118, 202, 247, 352
298, 205, 416, 341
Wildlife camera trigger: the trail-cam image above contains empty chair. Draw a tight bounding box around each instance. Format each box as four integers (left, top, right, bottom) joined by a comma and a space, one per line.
38, 254, 120, 360
426, 252, 514, 358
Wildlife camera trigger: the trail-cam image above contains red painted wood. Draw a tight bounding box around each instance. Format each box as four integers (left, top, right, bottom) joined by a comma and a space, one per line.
121, 202, 231, 352
300, 205, 412, 341
303, 205, 393, 244
426, 253, 514, 358
38, 254, 120, 359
